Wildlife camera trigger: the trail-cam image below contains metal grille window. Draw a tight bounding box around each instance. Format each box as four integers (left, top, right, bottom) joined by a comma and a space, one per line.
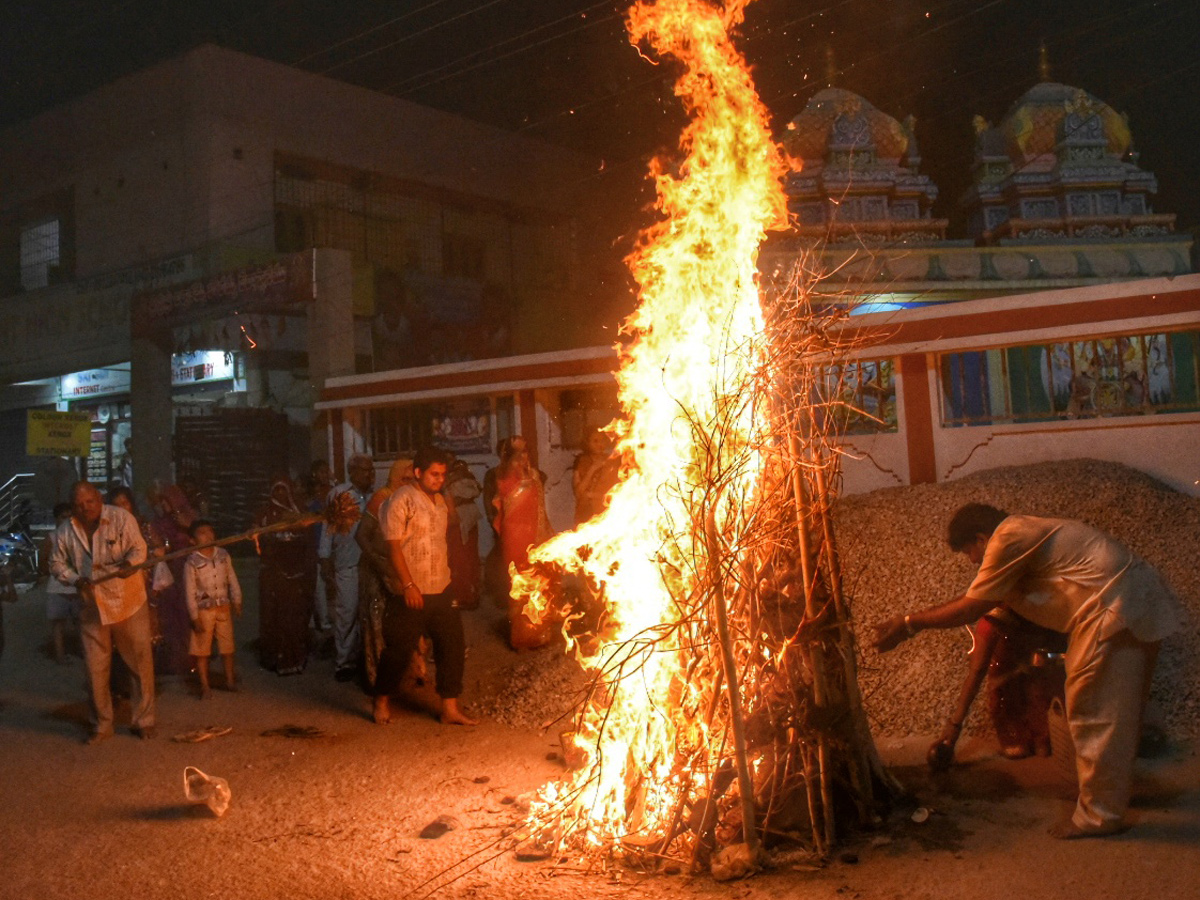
939, 330, 1200, 425
275, 171, 445, 273
367, 405, 434, 458
816, 358, 898, 434
19, 219, 60, 291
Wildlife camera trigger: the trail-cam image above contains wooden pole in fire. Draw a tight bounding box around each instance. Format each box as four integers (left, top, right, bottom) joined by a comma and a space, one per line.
813, 456, 906, 803
703, 504, 759, 857
786, 429, 835, 853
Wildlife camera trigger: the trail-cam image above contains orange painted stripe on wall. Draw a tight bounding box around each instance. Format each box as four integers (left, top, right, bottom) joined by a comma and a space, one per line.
899, 353, 937, 484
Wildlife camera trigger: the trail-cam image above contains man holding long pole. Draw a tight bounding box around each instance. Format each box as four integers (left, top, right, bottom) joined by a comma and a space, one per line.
50, 481, 155, 744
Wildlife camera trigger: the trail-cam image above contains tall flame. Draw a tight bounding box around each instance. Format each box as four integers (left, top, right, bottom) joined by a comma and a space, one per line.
514, 0, 787, 853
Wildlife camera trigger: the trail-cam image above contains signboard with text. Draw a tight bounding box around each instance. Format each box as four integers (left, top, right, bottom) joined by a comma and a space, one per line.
171, 351, 236, 386
60, 367, 130, 399
26, 410, 92, 458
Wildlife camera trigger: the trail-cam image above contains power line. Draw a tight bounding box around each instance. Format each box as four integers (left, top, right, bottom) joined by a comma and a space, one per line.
291, 0, 459, 66
383, 1, 618, 96
318, 0, 514, 76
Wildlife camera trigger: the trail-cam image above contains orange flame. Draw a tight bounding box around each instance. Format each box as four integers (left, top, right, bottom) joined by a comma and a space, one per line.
513, 0, 787, 854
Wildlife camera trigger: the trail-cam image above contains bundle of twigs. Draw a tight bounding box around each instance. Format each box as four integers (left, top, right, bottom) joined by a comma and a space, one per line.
514, 270, 898, 876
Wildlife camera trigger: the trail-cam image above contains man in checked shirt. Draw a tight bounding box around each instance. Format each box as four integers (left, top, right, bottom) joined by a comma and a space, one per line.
50, 481, 155, 743
372, 446, 477, 726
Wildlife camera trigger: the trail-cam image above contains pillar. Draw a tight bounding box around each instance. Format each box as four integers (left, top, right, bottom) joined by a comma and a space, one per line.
308, 248, 356, 463
898, 352, 937, 485
130, 324, 175, 500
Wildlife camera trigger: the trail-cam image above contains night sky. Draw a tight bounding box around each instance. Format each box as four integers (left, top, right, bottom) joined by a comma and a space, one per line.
3, 0, 1198, 234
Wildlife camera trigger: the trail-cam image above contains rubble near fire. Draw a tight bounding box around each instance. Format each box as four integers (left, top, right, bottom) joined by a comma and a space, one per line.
499, 0, 902, 875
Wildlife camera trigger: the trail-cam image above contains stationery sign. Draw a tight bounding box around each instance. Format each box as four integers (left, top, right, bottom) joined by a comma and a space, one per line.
26, 410, 92, 458
172, 351, 236, 386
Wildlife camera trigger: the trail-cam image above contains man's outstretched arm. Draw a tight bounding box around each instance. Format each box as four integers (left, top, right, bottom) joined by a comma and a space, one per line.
872, 592, 999, 652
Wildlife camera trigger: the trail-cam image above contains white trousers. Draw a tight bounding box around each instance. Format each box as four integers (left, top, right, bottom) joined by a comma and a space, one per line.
311, 567, 333, 632
80, 601, 156, 735
332, 566, 361, 670
1065, 625, 1157, 831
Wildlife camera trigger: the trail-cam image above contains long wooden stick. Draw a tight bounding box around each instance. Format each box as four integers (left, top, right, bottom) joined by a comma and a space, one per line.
703, 504, 759, 858
786, 429, 835, 852
89, 514, 320, 585
813, 456, 905, 802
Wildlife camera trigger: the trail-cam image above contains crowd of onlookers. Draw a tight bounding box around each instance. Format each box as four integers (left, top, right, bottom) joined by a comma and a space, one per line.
22, 430, 621, 741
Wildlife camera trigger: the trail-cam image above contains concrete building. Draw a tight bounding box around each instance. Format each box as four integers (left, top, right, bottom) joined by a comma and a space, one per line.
0, 44, 610, 530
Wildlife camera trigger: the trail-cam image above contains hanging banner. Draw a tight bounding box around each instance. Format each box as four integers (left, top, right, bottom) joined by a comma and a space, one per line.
431, 400, 492, 455
133, 255, 312, 331
26, 410, 92, 458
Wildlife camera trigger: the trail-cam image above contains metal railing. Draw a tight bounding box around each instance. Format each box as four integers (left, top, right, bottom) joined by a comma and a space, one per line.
0, 473, 35, 531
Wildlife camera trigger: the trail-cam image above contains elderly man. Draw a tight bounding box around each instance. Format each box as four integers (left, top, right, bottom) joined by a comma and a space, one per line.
50, 481, 154, 744
873, 502, 1182, 838
320, 454, 375, 681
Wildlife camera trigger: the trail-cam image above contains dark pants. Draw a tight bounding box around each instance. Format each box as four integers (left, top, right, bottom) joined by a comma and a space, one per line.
259, 541, 315, 673
374, 590, 465, 699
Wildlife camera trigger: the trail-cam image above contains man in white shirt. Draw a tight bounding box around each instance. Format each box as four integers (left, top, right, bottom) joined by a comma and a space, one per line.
873, 503, 1182, 838
320, 454, 374, 681
50, 481, 155, 743
373, 447, 476, 726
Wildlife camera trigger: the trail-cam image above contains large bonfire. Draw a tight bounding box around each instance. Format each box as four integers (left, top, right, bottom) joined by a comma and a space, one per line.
512, 0, 894, 873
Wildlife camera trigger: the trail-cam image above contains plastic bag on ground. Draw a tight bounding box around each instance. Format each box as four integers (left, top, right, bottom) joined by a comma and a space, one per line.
183, 766, 231, 817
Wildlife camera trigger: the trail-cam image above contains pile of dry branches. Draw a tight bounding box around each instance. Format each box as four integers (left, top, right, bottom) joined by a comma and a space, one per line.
519, 275, 898, 876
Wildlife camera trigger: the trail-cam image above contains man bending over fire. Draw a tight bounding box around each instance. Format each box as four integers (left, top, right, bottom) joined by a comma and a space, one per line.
872, 502, 1180, 838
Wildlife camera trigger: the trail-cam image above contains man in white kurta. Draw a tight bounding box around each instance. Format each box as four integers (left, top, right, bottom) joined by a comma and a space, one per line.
319, 455, 374, 680
873, 504, 1182, 837
50, 481, 154, 743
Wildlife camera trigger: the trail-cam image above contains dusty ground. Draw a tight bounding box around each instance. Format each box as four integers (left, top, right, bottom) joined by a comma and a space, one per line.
1, 557, 1198, 900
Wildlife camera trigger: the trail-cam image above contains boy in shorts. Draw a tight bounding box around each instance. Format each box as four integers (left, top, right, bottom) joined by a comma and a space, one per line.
183, 520, 243, 698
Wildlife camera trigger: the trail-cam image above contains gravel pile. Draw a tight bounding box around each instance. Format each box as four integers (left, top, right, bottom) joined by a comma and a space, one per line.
471, 459, 1199, 742
474, 650, 588, 731
837, 458, 1200, 739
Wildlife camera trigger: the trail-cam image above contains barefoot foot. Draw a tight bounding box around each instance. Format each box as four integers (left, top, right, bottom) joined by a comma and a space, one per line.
372, 695, 392, 725
439, 698, 478, 726
1048, 820, 1128, 840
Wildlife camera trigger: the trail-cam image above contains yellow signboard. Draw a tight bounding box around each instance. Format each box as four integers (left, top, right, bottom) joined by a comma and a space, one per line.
26, 410, 92, 458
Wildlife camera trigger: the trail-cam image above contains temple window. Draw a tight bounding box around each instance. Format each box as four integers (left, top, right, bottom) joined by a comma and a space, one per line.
815, 358, 898, 434
938, 330, 1200, 426
1125, 195, 1147, 216
367, 404, 435, 458
1021, 198, 1060, 219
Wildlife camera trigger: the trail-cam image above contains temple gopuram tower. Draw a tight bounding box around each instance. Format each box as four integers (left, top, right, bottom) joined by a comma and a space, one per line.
964, 81, 1176, 244
781, 88, 947, 246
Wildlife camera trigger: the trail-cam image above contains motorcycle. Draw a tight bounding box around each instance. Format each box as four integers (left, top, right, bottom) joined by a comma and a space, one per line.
0, 505, 40, 586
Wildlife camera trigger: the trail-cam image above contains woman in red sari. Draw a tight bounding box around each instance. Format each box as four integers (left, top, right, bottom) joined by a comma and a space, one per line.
491, 436, 553, 650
